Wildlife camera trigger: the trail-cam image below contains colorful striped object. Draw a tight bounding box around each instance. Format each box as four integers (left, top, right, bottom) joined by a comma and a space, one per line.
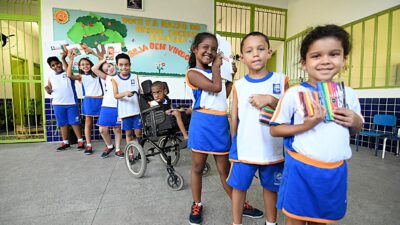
259, 106, 275, 124
297, 81, 346, 121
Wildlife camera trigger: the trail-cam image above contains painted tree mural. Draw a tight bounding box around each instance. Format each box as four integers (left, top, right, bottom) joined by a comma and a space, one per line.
67, 13, 128, 54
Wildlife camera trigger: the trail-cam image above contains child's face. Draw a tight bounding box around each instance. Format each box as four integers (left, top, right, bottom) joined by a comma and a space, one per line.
302, 37, 345, 83
50, 61, 63, 74
79, 59, 92, 74
151, 86, 166, 103
101, 63, 115, 75
193, 37, 218, 67
240, 35, 272, 72
117, 58, 131, 76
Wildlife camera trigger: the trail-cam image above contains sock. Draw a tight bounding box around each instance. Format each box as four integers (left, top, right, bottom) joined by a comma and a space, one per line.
78, 138, 83, 142
266, 221, 276, 225
63, 140, 69, 144
194, 202, 202, 206
116, 148, 121, 152
107, 144, 114, 149
86, 143, 91, 147
233, 223, 242, 225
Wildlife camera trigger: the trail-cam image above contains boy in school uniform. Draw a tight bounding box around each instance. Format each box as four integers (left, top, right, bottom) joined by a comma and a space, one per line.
45, 54, 84, 151
112, 53, 142, 153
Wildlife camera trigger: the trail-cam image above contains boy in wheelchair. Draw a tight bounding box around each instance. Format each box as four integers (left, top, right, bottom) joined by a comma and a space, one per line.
149, 81, 189, 146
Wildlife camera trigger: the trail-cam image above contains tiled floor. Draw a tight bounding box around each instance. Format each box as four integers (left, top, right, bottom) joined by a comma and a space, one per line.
0, 142, 399, 225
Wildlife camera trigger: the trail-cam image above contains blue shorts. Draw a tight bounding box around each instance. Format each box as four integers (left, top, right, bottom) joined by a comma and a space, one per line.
188, 110, 230, 154
227, 161, 284, 191
122, 115, 142, 131
277, 150, 347, 223
97, 107, 120, 127
53, 105, 80, 126
82, 97, 102, 116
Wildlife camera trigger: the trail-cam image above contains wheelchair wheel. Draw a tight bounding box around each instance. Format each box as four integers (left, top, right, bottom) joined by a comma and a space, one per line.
125, 141, 147, 178
158, 137, 180, 166
202, 162, 211, 177
165, 172, 184, 191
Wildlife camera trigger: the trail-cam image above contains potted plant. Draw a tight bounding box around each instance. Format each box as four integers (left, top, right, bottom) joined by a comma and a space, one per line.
0, 102, 14, 132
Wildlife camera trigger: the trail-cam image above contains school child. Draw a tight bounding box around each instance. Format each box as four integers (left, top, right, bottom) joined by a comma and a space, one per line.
227, 32, 287, 225
150, 81, 189, 142
92, 56, 123, 158
67, 50, 103, 155
186, 32, 262, 225
112, 53, 142, 149
45, 53, 84, 151
270, 25, 364, 225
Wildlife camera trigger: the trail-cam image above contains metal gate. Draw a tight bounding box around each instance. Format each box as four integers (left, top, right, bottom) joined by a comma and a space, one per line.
0, 0, 44, 143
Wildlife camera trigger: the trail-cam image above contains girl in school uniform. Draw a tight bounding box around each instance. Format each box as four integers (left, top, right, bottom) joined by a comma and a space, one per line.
67, 50, 103, 155
270, 25, 364, 225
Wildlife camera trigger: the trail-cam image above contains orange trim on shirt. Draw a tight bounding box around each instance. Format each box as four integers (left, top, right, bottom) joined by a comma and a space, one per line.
196, 108, 227, 115
287, 150, 344, 169
283, 208, 339, 224
229, 158, 284, 165
191, 149, 229, 155
185, 69, 199, 90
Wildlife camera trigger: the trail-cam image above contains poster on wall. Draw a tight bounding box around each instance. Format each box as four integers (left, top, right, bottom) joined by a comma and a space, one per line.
52, 8, 207, 77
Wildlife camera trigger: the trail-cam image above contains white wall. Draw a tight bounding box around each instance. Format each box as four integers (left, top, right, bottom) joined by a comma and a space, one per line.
287, 0, 399, 37
286, 0, 400, 97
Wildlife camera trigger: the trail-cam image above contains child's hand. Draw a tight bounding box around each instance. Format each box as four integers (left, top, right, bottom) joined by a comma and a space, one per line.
67, 50, 75, 60
125, 91, 134, 97
249, 94, 275, 109
45, 86, 52, 94
165, 109, 174, 115
303, 101, 326, 129
212, 52, 223, 69
61, 50, 67, 59
333, 108, 363, 129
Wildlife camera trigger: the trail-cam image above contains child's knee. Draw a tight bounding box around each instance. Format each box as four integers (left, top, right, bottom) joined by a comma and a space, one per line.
99, 127, 107, 134
192, 162, 205, 174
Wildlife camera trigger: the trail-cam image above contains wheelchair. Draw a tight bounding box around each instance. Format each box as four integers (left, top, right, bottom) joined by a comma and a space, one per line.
124, 80, 190, 191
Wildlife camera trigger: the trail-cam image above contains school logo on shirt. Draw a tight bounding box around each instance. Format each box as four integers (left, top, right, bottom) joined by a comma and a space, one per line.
273, 171, 282, 186
62, 74, 67, 78
273, 84, 281, 94
131, 79, 136, 85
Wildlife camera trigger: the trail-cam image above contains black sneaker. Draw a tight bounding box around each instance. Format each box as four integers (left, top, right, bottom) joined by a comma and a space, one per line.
101, 146, 115, 158
84, 146, 93, 155
243, 201, 263, 218
189, 202, 203, 225
56, 143, 70, 151
77, 141, 85, 151
115, 149, 125, 158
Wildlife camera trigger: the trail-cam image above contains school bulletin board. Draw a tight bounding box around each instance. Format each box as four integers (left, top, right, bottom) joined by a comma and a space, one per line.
52, 8, 207, 77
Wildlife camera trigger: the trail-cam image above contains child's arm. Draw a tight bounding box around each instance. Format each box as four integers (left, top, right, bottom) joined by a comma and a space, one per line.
112, 78, 133, 99
66, 51, 81, 81
187, 53, 223, 93
226, 62, 237, 97
230, 85, 238, 138
61, 51, 68, 71
44, 79, 52, 95
249, 94, 279, 109
92, 57, 108, 80
333, 108, 363, 135
270, 101, 326, 137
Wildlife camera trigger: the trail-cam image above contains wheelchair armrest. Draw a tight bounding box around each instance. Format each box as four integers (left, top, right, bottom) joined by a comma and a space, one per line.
142, 105, 160, 114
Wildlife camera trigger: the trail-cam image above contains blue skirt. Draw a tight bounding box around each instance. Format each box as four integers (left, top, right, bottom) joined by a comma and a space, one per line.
188, 110, 230, 155
82, 97, 102, 116
277, 150, 347, 223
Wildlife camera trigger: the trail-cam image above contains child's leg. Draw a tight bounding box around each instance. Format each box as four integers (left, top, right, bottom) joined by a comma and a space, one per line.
191, 151, 208, 203
71, 124, 82, 139
60, 125, 69, 141
134, 128, 142, 140
99, 126, 112, 146
286, 218, 306, 225
85, 116, 93, 144
232, 188, 246, 224
172, 110, 188, 139
213, 154, 233, 197
263, 188, 277, 223
125, 130, 133, 143
308, 222, 325, 225
113, 126, 122, 150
